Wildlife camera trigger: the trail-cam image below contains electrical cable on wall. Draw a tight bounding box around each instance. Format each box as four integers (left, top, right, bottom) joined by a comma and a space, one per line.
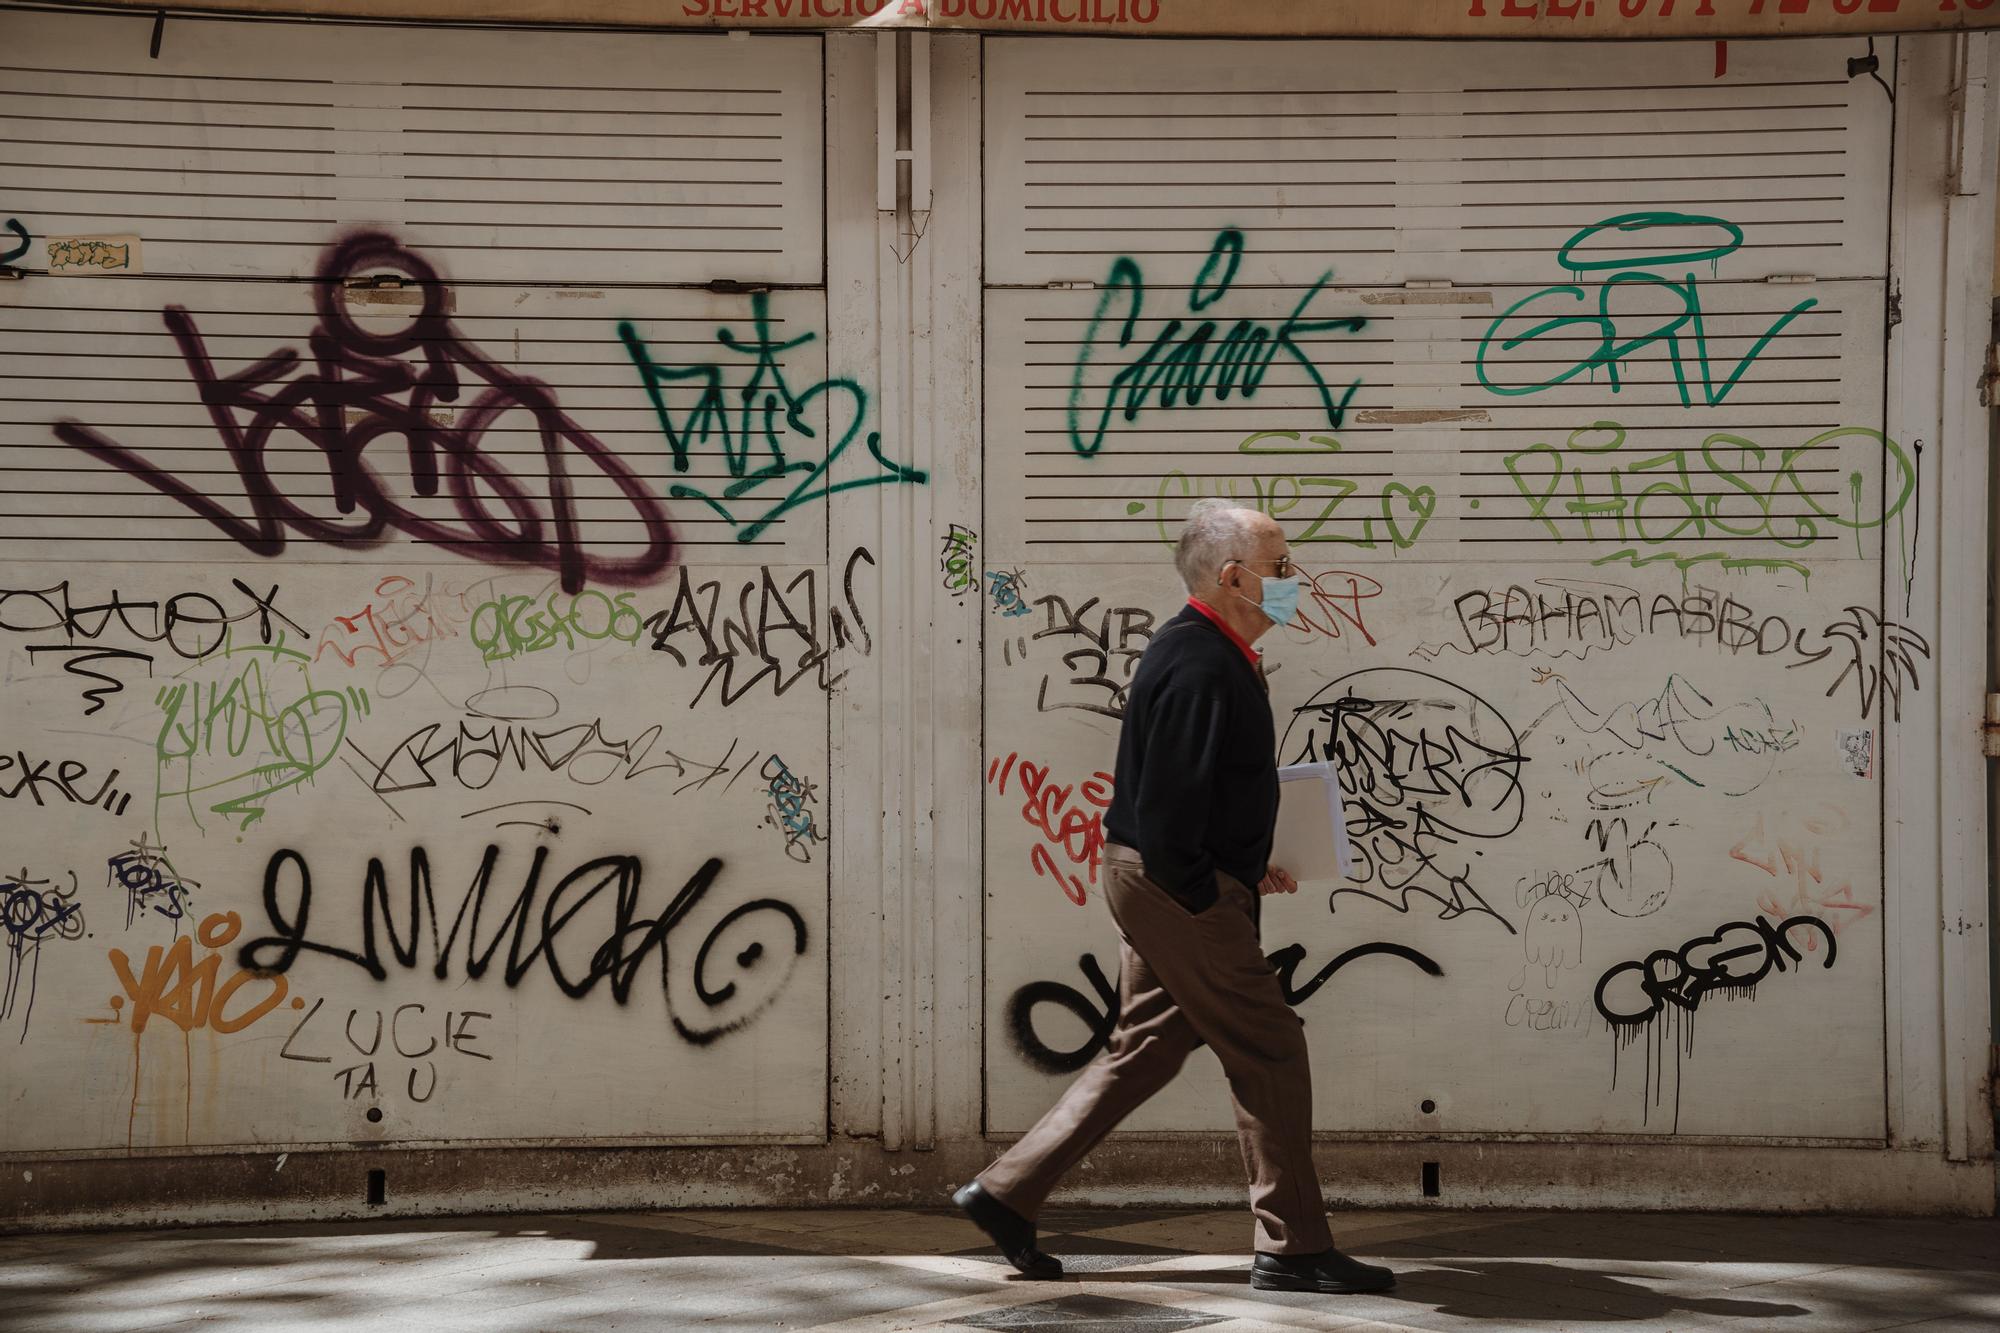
1849, 36, 1895, 103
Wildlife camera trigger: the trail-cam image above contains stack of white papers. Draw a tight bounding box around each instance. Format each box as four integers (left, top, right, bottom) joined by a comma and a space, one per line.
1271, 761, 1353, 881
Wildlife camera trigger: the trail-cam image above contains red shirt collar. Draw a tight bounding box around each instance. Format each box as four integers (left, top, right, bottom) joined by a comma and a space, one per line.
1185, 597, 1260, 665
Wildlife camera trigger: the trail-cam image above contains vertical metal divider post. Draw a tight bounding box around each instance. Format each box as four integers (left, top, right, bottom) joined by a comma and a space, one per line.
899, 29, 941, 1152
826, 31, 888, 1148
1884, 33, 1997, 1164
1936, 30, 1998, 1166
926, 32, 988, 1149
1884, 34, 1951, 1156
870, 27, 916, 1155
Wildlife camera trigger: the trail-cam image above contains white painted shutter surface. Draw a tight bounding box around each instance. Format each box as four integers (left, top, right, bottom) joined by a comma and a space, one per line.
3, 15, 823, 282
1, 11, 833, 567
982, 38, 1897, 1141
0, 11, 835, 1153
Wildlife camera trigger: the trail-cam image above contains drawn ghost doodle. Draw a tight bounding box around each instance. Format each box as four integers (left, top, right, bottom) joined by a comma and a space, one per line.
1522, 881, 1585, 986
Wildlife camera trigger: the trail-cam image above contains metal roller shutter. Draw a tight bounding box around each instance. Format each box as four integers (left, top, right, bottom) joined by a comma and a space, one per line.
0, 9, 837, 1152
983, 36, 1897, 1139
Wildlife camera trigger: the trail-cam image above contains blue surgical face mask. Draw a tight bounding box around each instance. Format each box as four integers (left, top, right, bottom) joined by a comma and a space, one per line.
1229, 566, 1302, 626
1256, 573, 1302, 626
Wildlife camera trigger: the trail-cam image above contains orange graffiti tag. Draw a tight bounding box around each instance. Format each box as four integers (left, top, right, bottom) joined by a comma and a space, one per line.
106, 911, 288, 1034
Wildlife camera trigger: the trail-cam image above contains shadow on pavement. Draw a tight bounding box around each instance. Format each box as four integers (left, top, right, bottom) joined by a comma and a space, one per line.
4, 1209, 1995, 1331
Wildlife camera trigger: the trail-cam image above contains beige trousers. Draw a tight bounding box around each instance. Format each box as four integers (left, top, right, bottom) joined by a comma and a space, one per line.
978, 843, 1334, 1255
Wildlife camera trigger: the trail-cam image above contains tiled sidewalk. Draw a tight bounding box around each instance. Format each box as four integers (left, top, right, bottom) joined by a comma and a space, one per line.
4, 1206, 1997, 1331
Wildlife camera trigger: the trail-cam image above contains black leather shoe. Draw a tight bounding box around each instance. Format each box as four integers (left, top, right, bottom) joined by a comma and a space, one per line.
1250, 1246, 1396, 1294
951, 1181, 1063, 1279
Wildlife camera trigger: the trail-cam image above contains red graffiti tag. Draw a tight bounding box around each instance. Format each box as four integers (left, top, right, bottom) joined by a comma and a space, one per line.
1288, 568, 1385, 646
987, 751, 1112, 906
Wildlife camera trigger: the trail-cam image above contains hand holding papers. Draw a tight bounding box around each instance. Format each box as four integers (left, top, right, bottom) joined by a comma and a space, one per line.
1271, 761, 1353, 881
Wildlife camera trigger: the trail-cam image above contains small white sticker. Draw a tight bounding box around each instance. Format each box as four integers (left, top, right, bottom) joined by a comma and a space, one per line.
1837, 728, 1874, 779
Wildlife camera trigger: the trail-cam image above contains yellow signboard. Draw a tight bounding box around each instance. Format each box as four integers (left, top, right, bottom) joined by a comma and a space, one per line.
81, 0, 2000, 38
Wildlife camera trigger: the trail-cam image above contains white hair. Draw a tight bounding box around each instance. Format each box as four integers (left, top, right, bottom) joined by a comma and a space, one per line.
1174, 498, 1264, 594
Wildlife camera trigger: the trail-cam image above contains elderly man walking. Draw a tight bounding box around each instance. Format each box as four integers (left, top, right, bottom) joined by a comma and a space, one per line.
953, 500, 1394, 1296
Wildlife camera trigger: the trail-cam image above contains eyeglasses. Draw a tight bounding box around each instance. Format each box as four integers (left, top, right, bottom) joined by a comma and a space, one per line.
1223, 555, 1295, 580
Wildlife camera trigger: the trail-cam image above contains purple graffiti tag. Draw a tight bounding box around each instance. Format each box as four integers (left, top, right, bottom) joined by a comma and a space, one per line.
52, 232, 676, 594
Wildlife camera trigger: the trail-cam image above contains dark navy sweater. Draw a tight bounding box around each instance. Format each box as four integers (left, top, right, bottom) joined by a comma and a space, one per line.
1103, 605, 1278, 912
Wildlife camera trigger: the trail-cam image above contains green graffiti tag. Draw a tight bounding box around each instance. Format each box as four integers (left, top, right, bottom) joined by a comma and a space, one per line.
154, 635, 366, 832
1476, 211, 1819, 408
1500, 422, 1915, 578
1067, 228, 1369, 459
469, 589, 644, 665
1141, 430, 1434, 551
618, 295, 926, 543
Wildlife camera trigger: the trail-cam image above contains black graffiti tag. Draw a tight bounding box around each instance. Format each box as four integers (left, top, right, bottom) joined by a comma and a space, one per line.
1030, 593, 1156, 720
1592, 914, 1836, 1030
1282, 668, 1527, 935
3, 868, 85, 1040
643, 546, 876, 707
238, 845, 806, 1047
0, 578, 302, 715
1007, 941, 1442, 1076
